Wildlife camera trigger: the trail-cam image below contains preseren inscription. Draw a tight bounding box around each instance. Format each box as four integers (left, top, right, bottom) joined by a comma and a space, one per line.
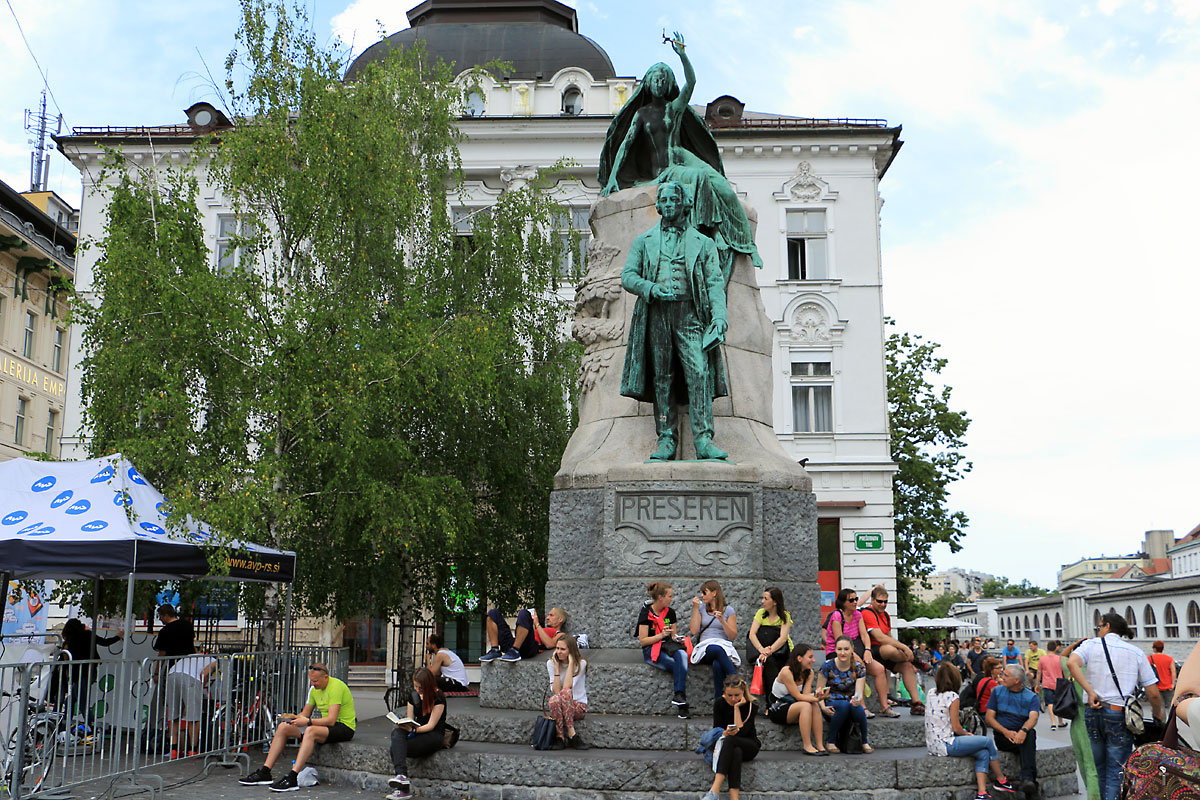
615, 491, 753, 541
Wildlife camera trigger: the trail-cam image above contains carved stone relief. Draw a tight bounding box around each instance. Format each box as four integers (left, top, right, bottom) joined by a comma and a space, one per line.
792, 302, 832, 342
611, 491, 753, 568
790, 161, 822, 201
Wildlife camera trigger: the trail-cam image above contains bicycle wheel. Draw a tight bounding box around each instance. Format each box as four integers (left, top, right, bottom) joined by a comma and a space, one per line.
5, 716, 58, 796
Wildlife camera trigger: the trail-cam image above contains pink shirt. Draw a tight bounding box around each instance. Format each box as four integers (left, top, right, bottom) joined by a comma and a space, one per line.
826, 608, 864, 653
1040, 653, 1063, 690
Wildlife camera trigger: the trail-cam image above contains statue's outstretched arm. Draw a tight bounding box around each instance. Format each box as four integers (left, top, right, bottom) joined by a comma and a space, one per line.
671, 32, 696, 108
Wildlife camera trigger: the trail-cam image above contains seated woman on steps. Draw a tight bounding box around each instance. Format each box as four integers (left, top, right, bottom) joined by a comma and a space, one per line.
386, 668, 447, 800
747, 586, 792, 697
825, 587, 891, 717
636, 581, 690, 719
766, 643, 829, 755
690, 580, 740, 702
924, 662, 1018, 800
703, 675, 761, 800
817, 635, 873, 754
546, 635, 589, 750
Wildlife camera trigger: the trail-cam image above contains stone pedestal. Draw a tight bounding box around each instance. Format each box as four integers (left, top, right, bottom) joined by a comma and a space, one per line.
545, 186, 819, 656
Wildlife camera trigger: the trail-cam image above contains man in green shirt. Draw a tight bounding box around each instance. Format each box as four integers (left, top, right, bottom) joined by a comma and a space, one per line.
239, 663, 356, 792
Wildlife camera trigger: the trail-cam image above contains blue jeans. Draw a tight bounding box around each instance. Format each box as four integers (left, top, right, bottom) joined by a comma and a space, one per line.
826, 697, 869, 745
643, 646, 688, 694
945, 735, 998, 774
697, 644, 737, 699
1086, 706, 1134, 800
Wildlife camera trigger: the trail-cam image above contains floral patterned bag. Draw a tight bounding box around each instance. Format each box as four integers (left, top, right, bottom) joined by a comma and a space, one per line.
1119, 706, 1200, 800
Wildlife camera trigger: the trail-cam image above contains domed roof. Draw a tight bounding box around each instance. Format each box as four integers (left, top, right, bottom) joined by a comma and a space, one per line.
345, 0, 616, 83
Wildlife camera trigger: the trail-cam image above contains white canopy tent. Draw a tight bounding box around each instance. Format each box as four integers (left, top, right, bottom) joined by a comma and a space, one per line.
0, 455, 296, 644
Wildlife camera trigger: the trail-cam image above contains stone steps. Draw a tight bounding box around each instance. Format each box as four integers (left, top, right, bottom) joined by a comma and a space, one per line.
478, 648, 907, 717
449, 696, 926, 751
311, 738, 1081, 799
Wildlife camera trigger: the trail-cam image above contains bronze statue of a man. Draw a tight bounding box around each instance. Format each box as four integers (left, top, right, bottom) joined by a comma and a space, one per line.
620, 181, 729, 461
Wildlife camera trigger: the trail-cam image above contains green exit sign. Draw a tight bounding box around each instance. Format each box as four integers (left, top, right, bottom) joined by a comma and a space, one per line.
854, 532, 884, 551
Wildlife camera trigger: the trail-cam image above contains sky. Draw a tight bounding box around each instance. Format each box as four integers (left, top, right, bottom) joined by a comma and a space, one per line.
2, 0, 1198, 589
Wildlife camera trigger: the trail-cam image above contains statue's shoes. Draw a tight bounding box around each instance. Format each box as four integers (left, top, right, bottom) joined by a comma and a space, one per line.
648, 438, 677, 461
694, 438, 728, 460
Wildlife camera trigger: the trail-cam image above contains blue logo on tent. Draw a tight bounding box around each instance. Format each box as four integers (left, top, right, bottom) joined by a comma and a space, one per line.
25, 525, 54, 536
91, 465, 115, 483
17, 521, 43, 535
64, 500, 91, 515
139, 522, 166, 536
31, 476, 56, 492
156, 501, 171, 518
50, 490, 73, 509
2, 510, 28, 525
127, 467, 147, 486
112, 492, 132, 507
81, 520, 108, 532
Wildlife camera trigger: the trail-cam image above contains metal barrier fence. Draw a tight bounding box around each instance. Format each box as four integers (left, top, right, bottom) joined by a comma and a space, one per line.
0, 646, 347, 799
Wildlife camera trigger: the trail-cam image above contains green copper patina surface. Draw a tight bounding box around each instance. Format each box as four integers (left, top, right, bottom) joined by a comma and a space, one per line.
619, 181, 729, 462
598, 33, 762, 283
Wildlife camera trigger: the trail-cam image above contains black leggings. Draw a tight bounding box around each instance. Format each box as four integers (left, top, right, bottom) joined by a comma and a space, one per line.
716, 736, 760, 790
390, 728, 443, 775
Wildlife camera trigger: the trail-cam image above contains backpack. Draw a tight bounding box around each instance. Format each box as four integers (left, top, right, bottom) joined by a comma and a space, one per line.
958, 676, 990, 735
1120, 707, 1200, 800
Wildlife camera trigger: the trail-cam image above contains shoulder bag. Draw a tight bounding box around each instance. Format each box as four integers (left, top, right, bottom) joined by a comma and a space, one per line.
1101, 637, 1146, 736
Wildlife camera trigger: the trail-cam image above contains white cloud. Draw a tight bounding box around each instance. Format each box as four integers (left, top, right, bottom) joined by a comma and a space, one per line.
329, 0, 411, 54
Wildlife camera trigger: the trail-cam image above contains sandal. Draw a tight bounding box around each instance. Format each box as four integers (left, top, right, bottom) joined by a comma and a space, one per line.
910, 701, 925, 716
826, 743, 840, 754
862, 744, 874, 754
879, 708, 901, 718
865, 710, 876, 719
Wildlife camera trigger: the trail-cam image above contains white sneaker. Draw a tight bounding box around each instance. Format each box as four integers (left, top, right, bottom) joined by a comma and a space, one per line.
386, 790, 413, 800
388, 774, 410, 790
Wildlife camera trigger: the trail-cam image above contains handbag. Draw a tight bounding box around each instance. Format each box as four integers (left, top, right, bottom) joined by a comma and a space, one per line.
531, 716, 556, 750
1119, 706, 1200, 800
750, 664, 764, 696
836, 717, 865, 754
442, 723, 460, 749
1052, 676, 1078, 720
1101, 638, 1146, 736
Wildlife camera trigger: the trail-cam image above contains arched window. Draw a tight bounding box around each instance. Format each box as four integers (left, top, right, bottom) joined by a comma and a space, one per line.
1125, 606, 1137, 638
561, 86, 583, 116
1043, 614, 1051, 636
1188, 601, 1200, 637
1054, 613, 1063, 638
1165, 603, 1179, 638
1024, 615, 1031, 637
1143, 605, 1158, 639
464, 89, 485, 117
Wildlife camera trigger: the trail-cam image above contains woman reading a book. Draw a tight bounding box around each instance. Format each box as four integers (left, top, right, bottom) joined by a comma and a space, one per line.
546, 635, 589, 749
386, 668, 446, 800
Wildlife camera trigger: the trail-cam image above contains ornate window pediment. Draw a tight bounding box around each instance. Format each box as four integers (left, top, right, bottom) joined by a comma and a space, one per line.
777, 296, 846, 344
775, 161, 836, 203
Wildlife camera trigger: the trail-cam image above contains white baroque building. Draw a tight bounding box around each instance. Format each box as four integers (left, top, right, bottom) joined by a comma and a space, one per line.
55, 0, 904, 653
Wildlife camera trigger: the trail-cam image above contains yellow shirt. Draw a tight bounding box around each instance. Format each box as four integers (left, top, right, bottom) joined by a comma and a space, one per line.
1026, 648, 1047, 669
307, 677, 356, 731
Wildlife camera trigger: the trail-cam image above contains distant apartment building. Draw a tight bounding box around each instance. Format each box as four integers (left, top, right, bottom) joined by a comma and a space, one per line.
0, 179, 74, 460
913, 567, 996, 603
1057, 529, 1174, 586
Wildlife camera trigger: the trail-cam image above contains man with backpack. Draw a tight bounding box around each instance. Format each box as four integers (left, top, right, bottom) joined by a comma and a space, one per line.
1067, 612, 1164, 800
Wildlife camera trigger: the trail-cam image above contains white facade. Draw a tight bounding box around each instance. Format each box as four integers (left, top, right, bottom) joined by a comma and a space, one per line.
57, 26, 902, 612
914, 567, 996, 603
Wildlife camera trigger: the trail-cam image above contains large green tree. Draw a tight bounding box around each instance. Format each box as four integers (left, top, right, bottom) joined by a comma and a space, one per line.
980, 577, 1052, 598
74, 0, 579, 648
886, 318, 972, 602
